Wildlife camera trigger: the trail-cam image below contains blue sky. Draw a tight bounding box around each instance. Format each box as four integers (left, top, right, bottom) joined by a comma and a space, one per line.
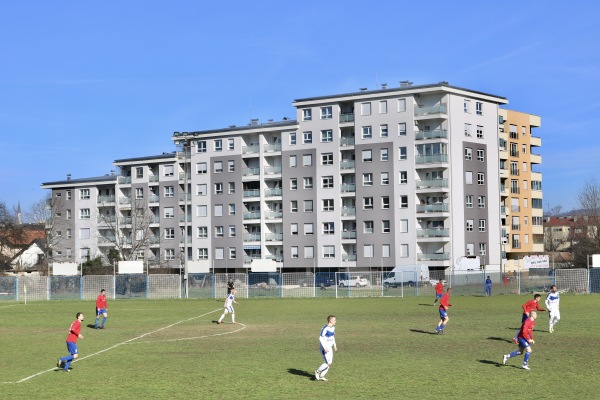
1, 1, 599, 214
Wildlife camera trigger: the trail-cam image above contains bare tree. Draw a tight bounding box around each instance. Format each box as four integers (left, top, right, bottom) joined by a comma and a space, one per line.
572, 178, 600, 268
0, 201, 25, 268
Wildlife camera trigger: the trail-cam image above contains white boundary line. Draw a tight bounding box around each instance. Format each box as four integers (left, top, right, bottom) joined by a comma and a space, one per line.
0, 304, 20, 310
129, 322, 246, 344
2, 308, 223, 384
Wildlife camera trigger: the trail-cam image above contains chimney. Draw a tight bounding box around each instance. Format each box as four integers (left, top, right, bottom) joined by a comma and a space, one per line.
67, 174, 71, 181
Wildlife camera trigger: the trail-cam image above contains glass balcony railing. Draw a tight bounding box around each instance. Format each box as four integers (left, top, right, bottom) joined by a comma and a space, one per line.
341, 183, 356, 192
414, 104, 447, 116
179, 172, 191, 181
416, 228, 450, 238
148, 195, 160, 203
415, 129, 448, 140
97, 195, 115, 204
416, 204, 449, 213
264, 144, 282, 153
178, 214, 192, 223
415, 154, 448, 164
339, 113, 355, 123
179, 193, 191, 202
417, 253, 450, 261
242, 145, 260, 154
416, 179, 448, 189
340, 161, 355, 170
264, 165, 282, 175
264, 210, 283, 220
265, 188, 282, 197
341, 207, 356, 216
342, 254, 357, 261
342, 231, 357, 239
265, 233, 283, 241
243, 211, 261, 220
118, 176, 131, 184
243, 189, 260, 198
119, 197, 131, 205
149, 175, 159, 183
243, 233, 261, 241
242, 167, 260, 176
340, 137, 355, 146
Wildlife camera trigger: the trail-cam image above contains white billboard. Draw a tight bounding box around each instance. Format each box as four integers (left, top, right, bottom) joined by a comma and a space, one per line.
52, 262, 78, 276
523, 255, 550, 269
187, 260, 210, 273
118, 260, 143, 274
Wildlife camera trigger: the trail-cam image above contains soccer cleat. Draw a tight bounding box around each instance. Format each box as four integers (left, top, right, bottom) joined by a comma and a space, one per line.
522, 364, 530, 370
549, 327, 553, 333
314, 370, 320, 380
232, 322, 237, 324
217, 321, 222, 324
63, 369, 70, 372
100, 326, 105, 329
320, 376, 328, 381
57, 359, 62, 368
503, 355, 509, 365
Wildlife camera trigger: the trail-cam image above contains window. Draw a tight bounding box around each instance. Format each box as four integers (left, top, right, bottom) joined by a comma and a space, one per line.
399, 171, 407, 184
523, 180, 528, 190
320, 106, 332, 119
323, 245, 335, 258
164, 249, 175, 260
532, 181, 542, 191
399, 244, 409, 258
195, 205, 206, 217
522, 144, 527, 154
164, 165, 174, 177
197, 140, 206, 153
197, 227, 207, 238
228, 182, 235, 194
291, 246, 299, 259
196, 162, 207, 174
214, 248, 224, 260
466, 195, 473, 208
303, 131, 312, 144
479, 219, 486, 232
363, 197, 373, 210
304, 223, 314, 235
477, 149, 485, 162
291, 223, 299, 235
479, 243, 487, 256
464, 123, 471, 137
80, 209, 90, 219
214, 161, 223, 173
66, 190, 71, 199
380, 148, 389, 161
398, 123, 406, 136
214, 183, 223, 195
532, 199, 543, 209
466, 171, 473, 184
464, 148, 472, 160
229, 204, 236, 215
322, 199, 334, 211
290, 200, 298, 213
379, 100, 387, 114
523, 198, 528, 208
466, 243, 475, 256
381, 196, 390, 209
522, 126, 527, 136
478, 196, 486, 208
382, 244, 391, 258
381, 172, 390, 185
398, 98, 406, 112
290, 178, 297, 190
302, 108, 312, 121
229, 247, 236, 260
364, 221, 374, 234
362, 173, 373, 186
67, 229, 72, 238
164, 228, 175, 239
464, 99, 470, 113
135, 167, 143, 178
477, 173, 485, 185
466, 219, 474, 232
321, 129, 333, 142
215, 226, 224, 238
196, 184, 207, 196
380, 124, 388, 137
382, 220, 390, 233
400, 219, 408, 233
322, 176, 334, 188
289, 132, 296, 145
477, 125, 484, 138
362, 149, 372, 162
135, 188, 143, 199
364, 244, 374, 258
164, 186, 174, 197
79, 228, 90, 239
303, 177, 313, 189
227, 138, 234, 150
66, 209, 71, 220
323, 222, 334, 235
290, 155, 297, 168
197, 248, 208, 260
304, 200, 313, 212
214, 204, 223, 217
522, 162, 528, 172
228, 160, 235, 172
304, 246, 314, 259
322, 153, 333, 165
80, 189, 90, 200
214, 139, 222, 152
164, 207, 175, 218
476, 102, 483, 115
362, 126, 372, 139
303, 154, 312, 166
399, 196, 408, 208
399, 147, 407, 160
361, 102, 371, 115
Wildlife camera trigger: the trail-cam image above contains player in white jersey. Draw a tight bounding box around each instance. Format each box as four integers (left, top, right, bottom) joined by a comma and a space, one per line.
545, 285, 560, 333
315, 315, 337, 381
217, 289, 238, 324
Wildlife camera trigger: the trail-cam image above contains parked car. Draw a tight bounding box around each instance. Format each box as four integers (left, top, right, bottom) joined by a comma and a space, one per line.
339, 275, 370, 288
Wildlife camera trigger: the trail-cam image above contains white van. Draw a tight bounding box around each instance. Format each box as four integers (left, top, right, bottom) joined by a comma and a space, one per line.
383, 265, 430, 288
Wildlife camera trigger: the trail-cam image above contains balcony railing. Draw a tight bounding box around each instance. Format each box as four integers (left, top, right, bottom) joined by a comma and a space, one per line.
340, 161, 355, 170
415, 129, 448, 140
242, 167, 260, 177
265, 233, 283, 241
339, 113, 355, 123
416, 179, 448, 189
179, 193, 191, 202
243, 233, 261, 241
179, 172, 191, 181
265, 188, 282, 197
97, 215, 117, 223
512, 241, 521, 249
97, 195, 115, 204
150, 215, 160, 224
417, 253, 450, 261
119, 197, 131, 205
118, 176, 131, 184
341, 207, 356, 216
512, 224, 520, 231
243, 211, 261, 220
264, 165, 282, 175
414, 104, 447, 116
341, 183, 356, 193
149, 175, 160, 183
342, 231, 357, 239
415, 154, 448, 164
416, 203, 449, 213
342, 254, 357, 261
148, 195, 160, 203
264, 144, 282, 153
265, 255, 283, 262
510, 169, 520, 176
244, 255, 262, 264
243, 189, 260, 198
178, 214, 192, 223
511, 187, 520, 194
264, 210, 283, 220
501, 206, 506, 215
340, 137, 355, 146
242, 145, 260, 154
416, 228, 449, 238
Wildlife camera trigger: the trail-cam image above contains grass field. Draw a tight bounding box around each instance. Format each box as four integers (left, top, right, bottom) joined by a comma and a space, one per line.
2, 294, 600, 399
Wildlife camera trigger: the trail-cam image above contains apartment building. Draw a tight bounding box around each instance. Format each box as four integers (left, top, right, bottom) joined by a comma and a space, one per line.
498, 109, 544, 270
41, 82, 542, 274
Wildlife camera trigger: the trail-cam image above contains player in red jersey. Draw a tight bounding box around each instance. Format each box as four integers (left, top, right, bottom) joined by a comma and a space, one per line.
95, 289, 108, 329
503, 311, 537, 370
435, 288, 452, 334
57, 312, 85, 372
433, 279, 444, 305
513, 294, 545, 343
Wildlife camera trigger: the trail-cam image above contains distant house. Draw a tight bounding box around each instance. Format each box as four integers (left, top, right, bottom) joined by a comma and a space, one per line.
0, 224, 46, 275
9, 239, 46, 274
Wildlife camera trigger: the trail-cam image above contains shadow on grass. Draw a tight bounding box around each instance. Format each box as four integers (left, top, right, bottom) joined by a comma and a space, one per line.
86, 324, 97, 329
487, 336, 513, 343
418, 303, 435, 306
287, 368, 315, 380
478, 359, 502, 367
409, 329, 437, 335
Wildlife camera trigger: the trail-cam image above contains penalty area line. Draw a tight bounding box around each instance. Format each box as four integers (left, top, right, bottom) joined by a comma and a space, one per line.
2, 308, 221, 384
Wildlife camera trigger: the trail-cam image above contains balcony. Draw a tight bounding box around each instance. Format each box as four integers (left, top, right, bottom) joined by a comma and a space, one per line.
340, 137, 355, 147
265, 255, 283, 262
118, 176, 131, 185
97, 236, 116, 246
342, 231, 357, 239
179, 172, 191, 181
416, 203, 449, 213
149, 175, 160, 183
339, 113, 355, 123
417, 253, 450, 261
243, 189, 260, 198
242, 167, 260, 177
265, 188, 282, 197
178, 214, 192, 223
511, 187, 520, 194
97, 215, 117, 224
244, 255, 262, 264
511, 205, 520, 212
97, 195, 115, 204
264, 210, 283, 220
501, 206, 506, 215
510, 151, 519, 158
148, 195, 160, 203
414, 104, 447, 117
243, 233, 261, 241
530, 153, 542, 164
179, 236, 193, 244
510, 169, 519, 176
530, 136, 542, 147
264, 144, 282, 153
341, 183, 356, 193
243, 211, 261, 220
415, 129, 447, 140
179, 193, 191, 202
119, 197, 131, 206
340, 161, 355, 170
265, 233, 283, 241
415, 179, 448, 189
512, 224, 520, 231
415, 154, 448, 164
242, 145, 260, 155
342, 254, 357, 261
512, 241, 521, 249
150, 215, 160, 224
264, 165, 282, 175
416, 228, 449, 238
341, 207, 356, 217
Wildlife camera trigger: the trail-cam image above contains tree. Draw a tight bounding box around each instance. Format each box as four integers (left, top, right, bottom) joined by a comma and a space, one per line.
0, 201, 25, 268
572, 178, 600, 268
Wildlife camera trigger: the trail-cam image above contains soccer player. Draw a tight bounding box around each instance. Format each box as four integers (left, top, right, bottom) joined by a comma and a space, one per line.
545, 285, 561, 333
485, 276, 492, 297
315, 315, 337, 381
503, 311, 537, 370
433, 279, 444, 305
513, 294, 545, 343
57, 312, 84, 372
95, 289, 108, 329
217, 288, 238, 324
435, 288, 452, 334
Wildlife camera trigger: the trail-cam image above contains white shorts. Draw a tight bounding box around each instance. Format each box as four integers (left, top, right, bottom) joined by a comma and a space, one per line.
224, 306, 234, 314
549, 308, 560, 320
321, 347, 334, 364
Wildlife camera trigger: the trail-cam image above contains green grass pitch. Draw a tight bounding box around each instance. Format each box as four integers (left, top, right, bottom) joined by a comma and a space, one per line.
2, 294, 600, 399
